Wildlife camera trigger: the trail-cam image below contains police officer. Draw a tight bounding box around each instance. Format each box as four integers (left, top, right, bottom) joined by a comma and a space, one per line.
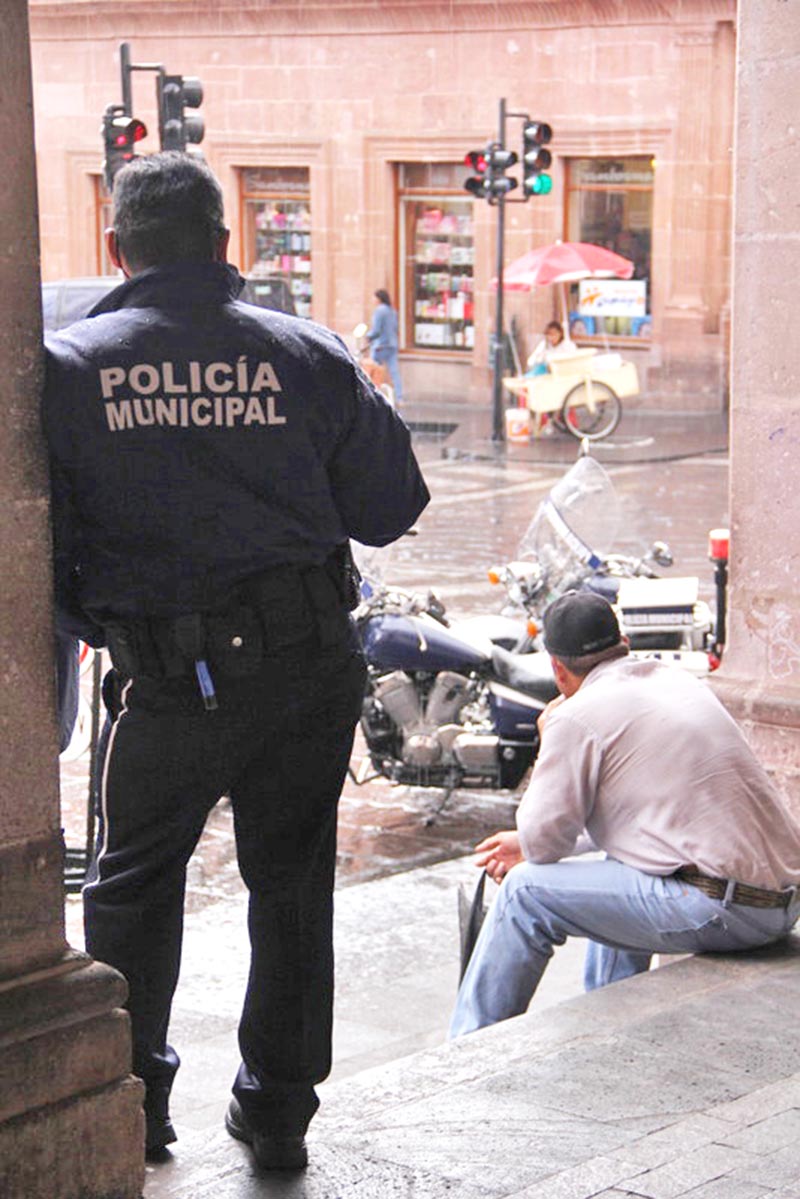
42, 153, 429, 1171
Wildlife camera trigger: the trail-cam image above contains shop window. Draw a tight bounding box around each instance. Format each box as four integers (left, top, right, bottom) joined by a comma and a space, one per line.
565, 157, 654, 340
241, 167, 312, 318
399, 164, 474, 352
94, 176, 115, 275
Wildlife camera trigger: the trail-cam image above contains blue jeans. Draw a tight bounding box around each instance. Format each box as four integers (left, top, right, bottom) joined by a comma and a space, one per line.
450, 857, 799, 1037
373, 346, 403, 402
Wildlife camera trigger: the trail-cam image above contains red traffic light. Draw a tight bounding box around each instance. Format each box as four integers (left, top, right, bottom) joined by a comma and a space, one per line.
110, 117, 147, 148
464, 150, 487, 173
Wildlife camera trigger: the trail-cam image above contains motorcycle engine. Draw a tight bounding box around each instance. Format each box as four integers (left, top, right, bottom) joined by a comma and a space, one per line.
372, 671, 423, 728
424, 672, 471, 725
370, 669, 483, 768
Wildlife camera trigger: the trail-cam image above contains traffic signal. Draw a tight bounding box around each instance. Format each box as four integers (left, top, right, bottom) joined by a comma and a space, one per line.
158, 74, 205, 154
485, 144, 519, 199
463, 149, 489, 198
522, 121, 553, 196
102, 106, 147, 191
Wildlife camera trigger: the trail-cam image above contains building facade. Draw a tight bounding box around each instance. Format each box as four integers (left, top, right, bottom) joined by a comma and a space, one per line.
30, 0, 736, 409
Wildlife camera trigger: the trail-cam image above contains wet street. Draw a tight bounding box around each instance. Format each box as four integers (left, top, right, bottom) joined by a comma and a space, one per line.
59, 404, 730, 941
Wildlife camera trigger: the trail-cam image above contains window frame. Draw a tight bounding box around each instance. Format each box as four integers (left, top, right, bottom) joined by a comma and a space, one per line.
397, 165, 475, 355
563, 155, 655, 345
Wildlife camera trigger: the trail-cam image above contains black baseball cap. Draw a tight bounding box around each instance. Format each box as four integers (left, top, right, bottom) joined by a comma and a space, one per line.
543, 591, 621, 658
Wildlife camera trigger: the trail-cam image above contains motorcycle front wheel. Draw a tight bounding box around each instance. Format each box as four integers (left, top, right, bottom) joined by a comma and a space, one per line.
560, 381, 621, 441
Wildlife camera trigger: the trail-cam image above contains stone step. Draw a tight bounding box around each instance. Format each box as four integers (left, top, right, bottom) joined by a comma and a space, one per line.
144, 935, 800, 1198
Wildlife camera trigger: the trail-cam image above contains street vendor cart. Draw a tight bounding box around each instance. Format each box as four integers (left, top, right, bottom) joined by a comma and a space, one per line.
503, 347, 639, 441
497, 241, 642, 441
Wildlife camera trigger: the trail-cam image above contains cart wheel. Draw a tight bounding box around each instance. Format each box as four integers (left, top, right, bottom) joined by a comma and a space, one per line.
561, 380, 621, 440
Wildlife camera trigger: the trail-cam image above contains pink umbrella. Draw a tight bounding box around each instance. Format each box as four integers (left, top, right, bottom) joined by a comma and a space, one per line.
496, 240, 635, 335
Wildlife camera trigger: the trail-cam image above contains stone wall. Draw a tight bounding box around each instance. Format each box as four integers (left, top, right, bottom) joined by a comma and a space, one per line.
29, 0, 736, 409
712, 0, 800, 817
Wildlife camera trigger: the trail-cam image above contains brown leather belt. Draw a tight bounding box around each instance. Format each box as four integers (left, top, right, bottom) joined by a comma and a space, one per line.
674, 868, 795, 909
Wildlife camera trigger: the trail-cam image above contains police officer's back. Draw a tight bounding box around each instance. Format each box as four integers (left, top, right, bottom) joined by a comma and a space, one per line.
42, 152, 429, 1170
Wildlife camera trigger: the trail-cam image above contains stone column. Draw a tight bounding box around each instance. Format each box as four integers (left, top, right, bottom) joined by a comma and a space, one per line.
0, 4, 144, 1197
658, 24, 723, 404
662, 27, 716, 326
712, 0, 800, 817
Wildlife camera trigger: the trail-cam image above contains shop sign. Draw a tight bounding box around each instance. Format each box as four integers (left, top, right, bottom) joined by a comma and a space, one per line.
578, 279, 647, 318
573, 160, 654, 187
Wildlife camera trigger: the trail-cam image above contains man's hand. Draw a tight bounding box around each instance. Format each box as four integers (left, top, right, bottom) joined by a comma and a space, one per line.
474, 830, 524, 884
537, 693, 565, 737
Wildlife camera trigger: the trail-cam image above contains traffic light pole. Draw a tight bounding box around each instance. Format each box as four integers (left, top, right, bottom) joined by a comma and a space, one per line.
463, 101, 554, 444
120, 42, 133, 116
491, 98, 507, 443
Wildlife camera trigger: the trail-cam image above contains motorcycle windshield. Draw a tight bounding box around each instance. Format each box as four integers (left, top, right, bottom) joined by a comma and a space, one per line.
350, 539, 394, 599
516, 456, 620, 605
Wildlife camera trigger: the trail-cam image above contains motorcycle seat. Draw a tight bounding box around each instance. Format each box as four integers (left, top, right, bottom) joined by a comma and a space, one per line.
490, 645, 559, 703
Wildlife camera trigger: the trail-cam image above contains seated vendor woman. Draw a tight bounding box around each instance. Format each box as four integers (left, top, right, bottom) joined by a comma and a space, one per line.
527, 321, 566, 376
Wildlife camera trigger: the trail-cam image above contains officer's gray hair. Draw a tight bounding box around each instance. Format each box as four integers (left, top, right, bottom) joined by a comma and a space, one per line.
112, 152, 226, 271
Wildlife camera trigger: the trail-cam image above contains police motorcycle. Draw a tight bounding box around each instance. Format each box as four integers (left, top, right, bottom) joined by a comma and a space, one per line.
455, 452, 714, 676
350, 544, 558, 807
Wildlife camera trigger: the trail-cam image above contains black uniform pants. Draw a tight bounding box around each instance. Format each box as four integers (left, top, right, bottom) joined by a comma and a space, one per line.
83, 629, 366, 1137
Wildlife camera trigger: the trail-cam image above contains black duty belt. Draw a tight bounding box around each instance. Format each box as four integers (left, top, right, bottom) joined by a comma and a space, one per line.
102, 549, 359, 708
674, 868, 796, 910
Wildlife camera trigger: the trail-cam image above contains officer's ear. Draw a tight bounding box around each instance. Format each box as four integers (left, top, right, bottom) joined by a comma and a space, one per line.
105, 229, 129, 277
212, 228, 230, 264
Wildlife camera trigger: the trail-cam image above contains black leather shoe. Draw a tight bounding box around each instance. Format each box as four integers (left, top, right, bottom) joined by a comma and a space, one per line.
225, 1097, 308, 1171
144, 1088, 177, 1158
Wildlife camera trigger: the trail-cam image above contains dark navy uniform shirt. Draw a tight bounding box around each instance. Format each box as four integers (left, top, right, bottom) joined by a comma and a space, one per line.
43, 263, 429, 635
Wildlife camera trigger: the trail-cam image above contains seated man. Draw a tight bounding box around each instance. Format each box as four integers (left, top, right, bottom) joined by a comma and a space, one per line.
450, 591, 800, 1037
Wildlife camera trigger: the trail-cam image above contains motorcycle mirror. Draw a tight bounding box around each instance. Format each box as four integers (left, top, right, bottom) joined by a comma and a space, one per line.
649, 541, 674, 568
353, 322, 368, 339
426, 590, 448, 622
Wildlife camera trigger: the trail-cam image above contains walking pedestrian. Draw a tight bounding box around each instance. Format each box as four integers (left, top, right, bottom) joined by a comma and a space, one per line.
42, 152, 429, 1171
366, 288, 404, 403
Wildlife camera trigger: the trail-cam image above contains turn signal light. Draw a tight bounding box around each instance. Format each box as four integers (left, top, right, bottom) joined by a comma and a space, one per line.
488, 568, 501, 585
526, 619, 539, 638
708, 527, 729, 562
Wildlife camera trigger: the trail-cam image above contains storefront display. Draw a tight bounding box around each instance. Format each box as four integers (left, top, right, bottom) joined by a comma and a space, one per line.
399, 164, 474, 352
565, 157, 654, 340
241, 168, 312, 318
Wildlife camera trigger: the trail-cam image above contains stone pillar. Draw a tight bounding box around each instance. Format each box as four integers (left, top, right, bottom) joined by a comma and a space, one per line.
662, 27, 716, 327
658, 24, 727, 404
712, 0, 800, 817
0, 4, 144, 1197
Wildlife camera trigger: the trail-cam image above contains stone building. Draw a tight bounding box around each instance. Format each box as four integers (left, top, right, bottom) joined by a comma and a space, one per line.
29, 0, 736, 409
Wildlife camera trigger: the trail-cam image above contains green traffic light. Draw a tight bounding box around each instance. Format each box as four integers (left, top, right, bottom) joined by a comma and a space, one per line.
529, 173, 553, 196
